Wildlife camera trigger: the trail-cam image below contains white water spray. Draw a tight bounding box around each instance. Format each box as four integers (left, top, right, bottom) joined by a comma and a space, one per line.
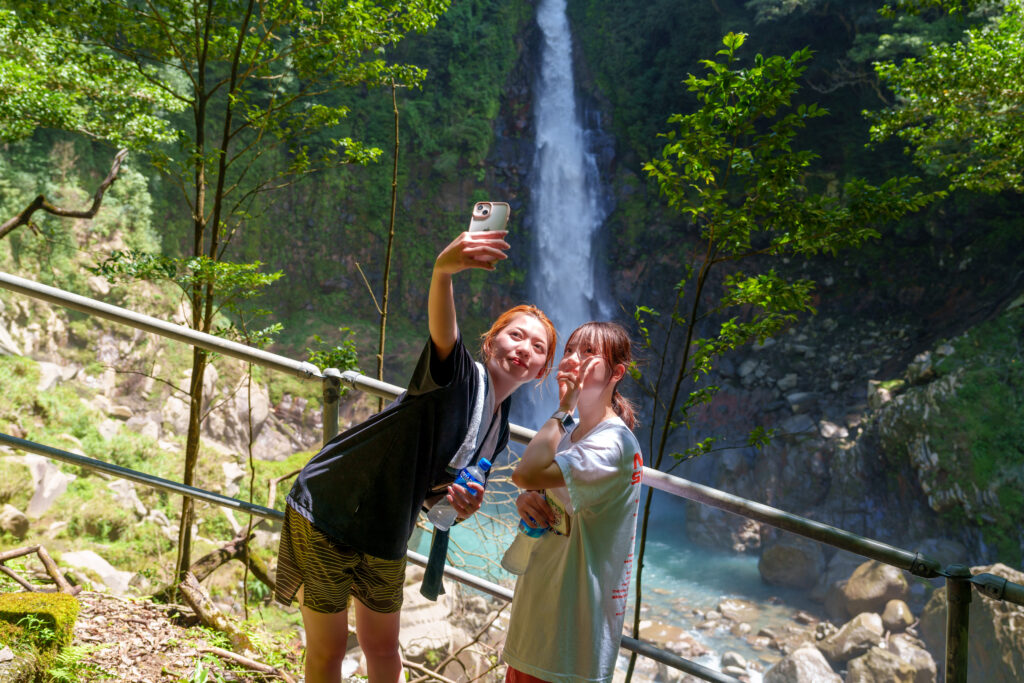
520, 0, 610, 429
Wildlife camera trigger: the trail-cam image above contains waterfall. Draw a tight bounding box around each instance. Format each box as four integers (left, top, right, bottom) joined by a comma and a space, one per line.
519, 0, 610, 429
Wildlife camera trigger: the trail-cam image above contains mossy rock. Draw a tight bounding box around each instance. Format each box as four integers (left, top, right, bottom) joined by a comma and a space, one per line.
0, 591, 80, 651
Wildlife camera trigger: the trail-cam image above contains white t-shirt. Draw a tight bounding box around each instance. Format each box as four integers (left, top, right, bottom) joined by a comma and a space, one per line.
502, 417, 643, 683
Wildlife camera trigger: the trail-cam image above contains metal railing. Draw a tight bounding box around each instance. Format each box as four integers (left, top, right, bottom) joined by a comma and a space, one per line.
2, 270, 1023, 683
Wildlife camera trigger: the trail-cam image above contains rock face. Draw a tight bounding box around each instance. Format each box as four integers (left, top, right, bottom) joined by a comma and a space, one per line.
763, 643, 841, 683
818, 612, 884, 665
847, 646, 916, 682
758, 532, 826, 588
919, 563, 1024, 683
841, 560, 909, 618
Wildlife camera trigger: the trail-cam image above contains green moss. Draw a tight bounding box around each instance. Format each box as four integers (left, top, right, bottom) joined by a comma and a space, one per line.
0, 591, 80, 650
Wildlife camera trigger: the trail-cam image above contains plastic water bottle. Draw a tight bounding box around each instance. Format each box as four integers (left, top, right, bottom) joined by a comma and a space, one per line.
427, 458, 492, 531
518, 519, 547, 538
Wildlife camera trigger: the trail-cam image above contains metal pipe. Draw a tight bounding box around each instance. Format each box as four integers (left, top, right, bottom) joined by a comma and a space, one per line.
642, 469, 943, 578
945, 564, 973, 683
0, 271, 322, 381
971, 572, 1024, 608
620, 637, 742, 683
322, 368, 342, 446
0, 432, 283, 521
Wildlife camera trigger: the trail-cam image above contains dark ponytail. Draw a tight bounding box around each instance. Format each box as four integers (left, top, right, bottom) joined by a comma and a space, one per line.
564, 321, 638, 430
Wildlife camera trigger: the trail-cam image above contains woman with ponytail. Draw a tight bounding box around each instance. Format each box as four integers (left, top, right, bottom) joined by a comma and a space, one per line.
502, 322, 643, 683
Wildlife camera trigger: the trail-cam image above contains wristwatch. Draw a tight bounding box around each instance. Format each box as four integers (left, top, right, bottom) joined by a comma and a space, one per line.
550, 410, 575, 431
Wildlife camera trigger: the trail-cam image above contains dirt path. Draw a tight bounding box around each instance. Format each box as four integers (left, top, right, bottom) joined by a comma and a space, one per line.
70, 592, 301, 682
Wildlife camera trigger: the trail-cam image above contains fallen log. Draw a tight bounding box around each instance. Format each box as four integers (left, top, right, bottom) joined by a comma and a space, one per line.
177, 572, 252, 653
199, 645, 297, 683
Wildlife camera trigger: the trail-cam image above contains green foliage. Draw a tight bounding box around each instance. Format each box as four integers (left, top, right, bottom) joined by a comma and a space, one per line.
46, 643, 109, 683
928, 305, 1024, 563
0, 8, 181, 146
637, 33, 937, 461
870, 0, 1024, 192
307, 327, 361, 377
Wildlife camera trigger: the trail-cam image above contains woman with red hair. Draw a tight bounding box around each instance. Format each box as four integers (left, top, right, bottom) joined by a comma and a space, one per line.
275, 229, 556, 683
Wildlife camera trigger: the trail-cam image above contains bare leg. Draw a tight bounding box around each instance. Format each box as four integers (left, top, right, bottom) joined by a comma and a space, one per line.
354, 599, 403, 683
299, 586, 350, 683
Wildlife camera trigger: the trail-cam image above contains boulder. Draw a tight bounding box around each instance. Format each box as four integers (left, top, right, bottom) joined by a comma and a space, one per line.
888, 632, 937, 683
919, 563, 1024, 683
818, 612, 884, 664
0, 504, 29, 539
812, 550, 869, 603
36, 361, 63, 392
841, 560, 909, 617
107, 480, 147, 518
883, 599, 915, 633
847, 646, 916, 682
60, 550, 133, 596
18, 455, 76, 517
763, 644, 841, 683
759, 533, 826, 589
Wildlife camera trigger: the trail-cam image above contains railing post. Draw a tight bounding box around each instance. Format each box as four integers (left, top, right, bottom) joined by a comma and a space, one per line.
945, 563, 973, 683
322, 368, 342, 447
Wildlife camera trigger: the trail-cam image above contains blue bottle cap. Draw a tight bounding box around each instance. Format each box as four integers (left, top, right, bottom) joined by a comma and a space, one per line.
478, 457, 492, 472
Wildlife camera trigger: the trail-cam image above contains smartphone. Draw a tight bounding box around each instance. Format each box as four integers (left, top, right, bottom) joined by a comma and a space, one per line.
468, 201, 511, 232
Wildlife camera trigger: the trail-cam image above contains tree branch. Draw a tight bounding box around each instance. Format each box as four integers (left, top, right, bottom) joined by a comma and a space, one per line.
0, 148, 128, 241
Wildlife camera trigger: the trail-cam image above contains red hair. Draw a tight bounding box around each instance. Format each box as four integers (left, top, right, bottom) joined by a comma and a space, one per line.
564, 322, 637, 429
481, 304, 557, 380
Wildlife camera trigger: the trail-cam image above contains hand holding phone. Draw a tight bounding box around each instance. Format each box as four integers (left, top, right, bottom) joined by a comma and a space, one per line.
468, 201, 511, 232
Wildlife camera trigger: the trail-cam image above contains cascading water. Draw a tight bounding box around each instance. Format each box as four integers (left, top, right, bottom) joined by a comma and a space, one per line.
518, 0, 611, 430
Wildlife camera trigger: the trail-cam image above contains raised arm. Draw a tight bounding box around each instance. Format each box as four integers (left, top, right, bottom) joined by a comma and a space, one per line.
428, 230, 509, 361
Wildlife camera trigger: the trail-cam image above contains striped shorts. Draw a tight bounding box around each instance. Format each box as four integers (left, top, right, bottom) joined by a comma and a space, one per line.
274, 505, 406, 614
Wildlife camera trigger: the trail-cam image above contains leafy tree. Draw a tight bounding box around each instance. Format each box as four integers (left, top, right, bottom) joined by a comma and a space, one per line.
13, 0, 450, 583
870, 0, 1024, 192
624, 32, 937, 680
0, 8, 179, 146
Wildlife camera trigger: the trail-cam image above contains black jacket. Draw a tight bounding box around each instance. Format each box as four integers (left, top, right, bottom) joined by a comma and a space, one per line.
287, 334, 511, 561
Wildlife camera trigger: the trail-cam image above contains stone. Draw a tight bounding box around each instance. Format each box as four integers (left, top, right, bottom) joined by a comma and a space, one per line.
718, 598, 759, 623
162, 395, 190, 436
818, 612, 884, 664
61, 550, 133, 595
17, 454, 76, 517
777, 373, 799, 391
0, 504, 29, 539
759, 533, 826, 589
763, 644, 841, 683
818, 420, 848, 439
811, 552, 868, 602
97, 418, 121, 441
867, 380, 894, 410
888, 633, 937, 683
126, 415, 159, 440
107, 480, 147, 517
785, 391, 816, 413
841, 560, 909, 617
882, 599, 915, 633
0, 324, 23, 356
86, 275, 111, 296
36, 361, 63, 392
721, 651, 748, 669
919, 563, 1024, 683
222, 461, 245, 498
906, 351, 936, 384
738, 358, 759, 378
847, 646, 916, 682
108, 404, 133, 419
